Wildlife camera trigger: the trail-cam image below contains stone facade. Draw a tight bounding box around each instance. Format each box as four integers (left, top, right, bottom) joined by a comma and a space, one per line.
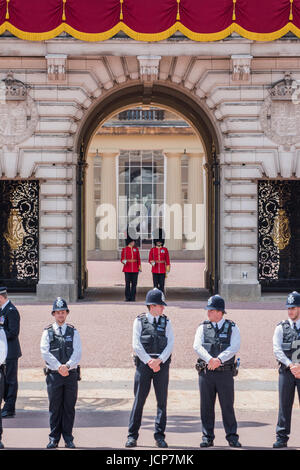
0, 36, 300, 301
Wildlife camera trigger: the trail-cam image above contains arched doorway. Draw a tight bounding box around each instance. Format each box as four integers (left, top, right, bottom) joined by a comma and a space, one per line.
75, 83, 221, 299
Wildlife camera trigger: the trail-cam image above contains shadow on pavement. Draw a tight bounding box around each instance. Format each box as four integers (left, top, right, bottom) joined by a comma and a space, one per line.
4, 411, 269, 432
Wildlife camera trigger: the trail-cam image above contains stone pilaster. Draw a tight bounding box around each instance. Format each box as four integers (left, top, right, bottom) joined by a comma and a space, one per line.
165, 152, 182, 251
86, 154, 95, 251
99, 152, 118, 251
185, 153, 205, 251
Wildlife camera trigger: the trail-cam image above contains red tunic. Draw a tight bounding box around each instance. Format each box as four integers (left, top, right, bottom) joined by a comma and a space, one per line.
121, 246, 141, 273
148, 247, 170, 274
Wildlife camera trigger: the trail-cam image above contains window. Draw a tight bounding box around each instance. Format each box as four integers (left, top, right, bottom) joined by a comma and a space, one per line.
118, 150, 165, 251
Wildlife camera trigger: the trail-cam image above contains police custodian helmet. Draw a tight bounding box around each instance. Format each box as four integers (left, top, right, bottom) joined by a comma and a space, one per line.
145, 288, 167, 306
205, 294, 226, 313
52, 297, 69, 314
286, 291, 300, 308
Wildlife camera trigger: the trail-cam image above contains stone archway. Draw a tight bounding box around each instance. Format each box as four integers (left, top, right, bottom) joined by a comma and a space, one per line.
75, 82, 222, 299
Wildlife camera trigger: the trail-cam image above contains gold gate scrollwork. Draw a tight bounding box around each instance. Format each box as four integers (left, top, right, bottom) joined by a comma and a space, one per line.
272, 208, 291, 251
4, 207, 26, 252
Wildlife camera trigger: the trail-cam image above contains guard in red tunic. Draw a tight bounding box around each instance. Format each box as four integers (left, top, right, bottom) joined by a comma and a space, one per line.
121, 236, 142, 302
148, 234, 170, 294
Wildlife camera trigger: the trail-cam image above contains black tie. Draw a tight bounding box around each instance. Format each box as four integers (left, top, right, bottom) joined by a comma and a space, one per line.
293, 322, 298, 333
215, 324, 219, 334
59, 326, 63, 336
153, 318, 157, 328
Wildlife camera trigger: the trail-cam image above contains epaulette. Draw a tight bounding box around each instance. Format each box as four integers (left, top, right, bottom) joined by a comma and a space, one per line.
66, 323, 75, 329
202, 319, 235, 326
45, 324, 53, 330
277, 320, 288, 326
137, 313, 168, 321
137, 313, 147, 319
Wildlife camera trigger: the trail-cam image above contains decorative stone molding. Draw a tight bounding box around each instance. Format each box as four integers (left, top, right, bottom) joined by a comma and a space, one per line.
46, 54, 68, 81
1, 72, 27, 101
137, 55, 161, 82
0, 73, 38, 148
260, 73, 300, 149
231, 55, 252, 81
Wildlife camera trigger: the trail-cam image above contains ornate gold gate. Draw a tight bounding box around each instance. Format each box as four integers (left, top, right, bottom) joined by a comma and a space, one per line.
258, 180, 300, 291
0, 180, 39, 292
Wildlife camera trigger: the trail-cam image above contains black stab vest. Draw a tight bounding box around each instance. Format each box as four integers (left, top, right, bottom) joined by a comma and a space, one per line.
46, 324, 74, 365
202, 319, 235, 365
280, 320, 300, 363
138, 314, 168, 355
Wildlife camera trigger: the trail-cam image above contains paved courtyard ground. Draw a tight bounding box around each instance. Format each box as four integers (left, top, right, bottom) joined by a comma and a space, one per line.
2, 297, 299, 451
2, 261, 299, 451
87, 259, 205, 288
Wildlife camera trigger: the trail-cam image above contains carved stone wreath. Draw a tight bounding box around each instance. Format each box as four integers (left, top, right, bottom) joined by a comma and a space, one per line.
0, 73, 38, 147
259, 73, 300, 148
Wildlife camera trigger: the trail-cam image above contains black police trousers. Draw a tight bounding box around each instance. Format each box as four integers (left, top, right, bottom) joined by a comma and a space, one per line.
198, 369, 239, 443
3, 359, 18, 413
0, 367, 4, 439
276, 367, 300, 442
125, 272, 139, 301
128, 358, 170, 441
46, 370, 78, 443
152, 273, 166, 294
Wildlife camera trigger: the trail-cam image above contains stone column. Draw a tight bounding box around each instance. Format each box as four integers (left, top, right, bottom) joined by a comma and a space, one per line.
185, 153, 205, 251
99, 152, 118, 251
165, 152, 182, 251
86, 154, 95, 251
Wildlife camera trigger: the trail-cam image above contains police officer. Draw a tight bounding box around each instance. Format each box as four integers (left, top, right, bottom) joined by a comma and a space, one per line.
125, 288, 174, 448
148, 231, 170, 294
40, 297, 82, 449
193, 295, 242, 448
273, 291, 300, 448
0, 323, 7, 449
0, 287, 22, 418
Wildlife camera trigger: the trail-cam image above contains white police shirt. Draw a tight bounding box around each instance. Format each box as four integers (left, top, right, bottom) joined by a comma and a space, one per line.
193, 317, 241, 364
0, 327, 7, 365
132, 312, 174, 365
273, 318, 300, 367
40, 322, 82, 371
